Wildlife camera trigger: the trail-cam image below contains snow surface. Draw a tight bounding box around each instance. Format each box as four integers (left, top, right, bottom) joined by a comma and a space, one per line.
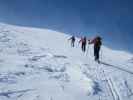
0, 23, 133, 100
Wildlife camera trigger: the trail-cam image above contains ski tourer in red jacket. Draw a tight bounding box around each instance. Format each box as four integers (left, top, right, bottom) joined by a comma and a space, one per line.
89, 36, 102, 63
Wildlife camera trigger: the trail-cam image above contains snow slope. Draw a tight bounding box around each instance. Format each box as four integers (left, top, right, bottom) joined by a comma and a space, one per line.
0, 23, 133, 100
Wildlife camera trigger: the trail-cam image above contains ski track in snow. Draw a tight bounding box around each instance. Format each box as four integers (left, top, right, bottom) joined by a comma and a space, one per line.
0, 23, 133, 100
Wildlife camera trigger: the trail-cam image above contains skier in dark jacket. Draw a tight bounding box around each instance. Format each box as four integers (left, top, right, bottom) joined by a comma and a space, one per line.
79, 36, 87, 52
90, 36, 102, 63
68, 36, 76, 47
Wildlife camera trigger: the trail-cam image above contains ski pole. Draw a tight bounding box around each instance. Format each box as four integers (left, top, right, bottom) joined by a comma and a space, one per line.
100, 46, 103, 62
86, 44, 89, 56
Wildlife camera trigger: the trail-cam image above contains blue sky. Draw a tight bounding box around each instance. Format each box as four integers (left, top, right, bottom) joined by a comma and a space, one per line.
0, 0, 133, 52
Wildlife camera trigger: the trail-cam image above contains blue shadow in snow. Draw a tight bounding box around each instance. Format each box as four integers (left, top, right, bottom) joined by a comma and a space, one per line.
93, 81, 102, 95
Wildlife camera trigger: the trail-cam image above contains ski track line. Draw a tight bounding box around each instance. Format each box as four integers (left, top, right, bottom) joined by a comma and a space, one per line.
100, 61, 133, 75
109, 78, 121, 100
99, 64, 121, 100
103, 69, 121, 100
106, 79, 116, 100
87, 63, 110, 100
125, 81, 133, 97
100, 71, 116, 100
94, 64, 106, 100
97, 64, 121, 100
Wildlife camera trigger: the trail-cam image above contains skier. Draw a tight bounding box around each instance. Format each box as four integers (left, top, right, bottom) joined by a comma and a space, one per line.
68, 36, 76, 47
89, 36, 102, 63
79, 36, 87, 52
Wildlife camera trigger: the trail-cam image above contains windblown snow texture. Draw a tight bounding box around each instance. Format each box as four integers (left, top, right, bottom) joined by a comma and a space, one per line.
0, 23, 133, 100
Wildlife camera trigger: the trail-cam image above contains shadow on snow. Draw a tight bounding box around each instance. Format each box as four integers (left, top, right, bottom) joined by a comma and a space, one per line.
100, 61, 133, 75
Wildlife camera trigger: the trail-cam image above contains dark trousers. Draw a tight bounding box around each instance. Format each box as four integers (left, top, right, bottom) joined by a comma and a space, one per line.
71, 41, 75, 47
94, 46, 100, 61
82, 43, 86, 52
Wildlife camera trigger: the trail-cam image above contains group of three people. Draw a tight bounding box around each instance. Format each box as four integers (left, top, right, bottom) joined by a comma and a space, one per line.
68, 35, 102, 63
